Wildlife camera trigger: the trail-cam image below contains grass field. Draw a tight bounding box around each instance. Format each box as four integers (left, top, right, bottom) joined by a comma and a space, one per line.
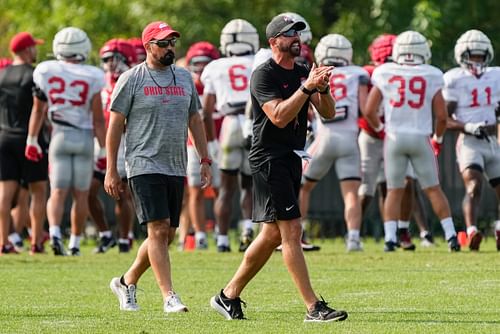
1, 236, 499, 334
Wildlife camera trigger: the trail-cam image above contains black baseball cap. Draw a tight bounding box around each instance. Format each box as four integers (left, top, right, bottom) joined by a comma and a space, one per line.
266, 14, 306, 39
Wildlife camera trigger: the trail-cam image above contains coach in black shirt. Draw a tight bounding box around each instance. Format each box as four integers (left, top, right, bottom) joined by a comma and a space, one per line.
210, 14, 348, 322
0, 32, 48, 255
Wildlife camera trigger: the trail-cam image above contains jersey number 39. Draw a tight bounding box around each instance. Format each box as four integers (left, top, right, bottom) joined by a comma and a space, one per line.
388, 76, 426, 109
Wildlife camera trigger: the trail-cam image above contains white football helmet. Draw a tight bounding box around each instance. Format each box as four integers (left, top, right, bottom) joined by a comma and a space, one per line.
454, 29, 493, 76
220, 19, 259, 56
392, 31, 431, 65
281, 12, 312, 45
314, 34, 352, 66
53, 27, 91, 62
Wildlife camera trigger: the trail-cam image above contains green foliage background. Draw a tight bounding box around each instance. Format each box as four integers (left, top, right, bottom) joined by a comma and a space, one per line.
1, 0, 499, 70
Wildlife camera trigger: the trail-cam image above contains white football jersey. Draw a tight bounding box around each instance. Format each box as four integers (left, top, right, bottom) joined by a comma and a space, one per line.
34, 60, 105, 129
316, 65, 369, 134
443, 66, 500, 124
372, 62, 443, 135
200, 55, 254, 115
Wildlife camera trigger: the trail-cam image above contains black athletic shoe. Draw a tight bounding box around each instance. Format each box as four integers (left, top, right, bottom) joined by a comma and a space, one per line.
447, 236, 461, 252
51, 237, 66, 256
384, 240, 399, 252
94, 236, 117, 253
118, 242, 130, 253
304, 298, 348, 322
210, 290, 246, 320
70, 247, 81, 256
217, 245, 231, 253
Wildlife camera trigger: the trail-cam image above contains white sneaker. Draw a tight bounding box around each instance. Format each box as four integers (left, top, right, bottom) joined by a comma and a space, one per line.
346, 239, 363, 252
109, 277, 139, 311
164, 291, 188, 313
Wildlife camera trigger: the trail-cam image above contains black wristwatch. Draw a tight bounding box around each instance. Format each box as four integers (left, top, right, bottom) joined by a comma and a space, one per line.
300, 85, 316, 96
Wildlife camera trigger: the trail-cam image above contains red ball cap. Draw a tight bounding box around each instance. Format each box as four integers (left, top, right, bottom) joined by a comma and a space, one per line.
141, 21, 180, 46
10, 32, 44, 53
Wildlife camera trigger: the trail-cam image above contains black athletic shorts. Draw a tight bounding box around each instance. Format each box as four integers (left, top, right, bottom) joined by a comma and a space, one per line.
0, 133, 48, 183
128, 173, 184, 226
251, 153, 302, 223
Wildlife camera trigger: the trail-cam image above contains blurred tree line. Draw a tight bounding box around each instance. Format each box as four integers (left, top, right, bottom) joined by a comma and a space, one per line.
1, 0, 499, 70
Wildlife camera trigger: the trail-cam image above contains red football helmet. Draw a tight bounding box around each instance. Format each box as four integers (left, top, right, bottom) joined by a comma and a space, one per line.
128, 37, 146, 64
368, 34, 396, 66
295, 44, 314, 67
0, 58, 13, 69
186, 41, 220, 74
99, 39, 137, 66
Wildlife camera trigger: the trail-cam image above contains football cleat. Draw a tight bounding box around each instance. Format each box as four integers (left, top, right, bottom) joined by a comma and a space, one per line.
118, 242, 130, 253
447, 236, 461, 252
217, 245, 231, 253
420, 233, 435, 247
94, 236, 117, 254
196, 238, 209, 250
398, 229, 416, 251
468, 230, 482, 251
346, 239, 363, 252
51, 237, 67, 256
69, 247, 81, 256
29, 244, 46, 255
238, 228, 254, 252
0, 244, 19, 255
384, 240, 399, 252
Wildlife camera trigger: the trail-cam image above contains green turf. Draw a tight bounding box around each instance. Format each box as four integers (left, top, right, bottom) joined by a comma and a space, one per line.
1, 237, 499, 334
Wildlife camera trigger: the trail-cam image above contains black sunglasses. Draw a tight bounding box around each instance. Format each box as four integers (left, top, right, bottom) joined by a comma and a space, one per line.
275, 29, 298, 38
150, 38, 177, 48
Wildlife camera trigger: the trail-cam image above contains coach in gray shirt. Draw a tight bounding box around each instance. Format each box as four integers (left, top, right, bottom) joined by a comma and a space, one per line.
105, 21, 212, 313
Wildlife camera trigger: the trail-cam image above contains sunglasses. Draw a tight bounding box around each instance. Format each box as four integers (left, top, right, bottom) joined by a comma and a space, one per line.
150, 38, 177, 48
275, 29, 298, 38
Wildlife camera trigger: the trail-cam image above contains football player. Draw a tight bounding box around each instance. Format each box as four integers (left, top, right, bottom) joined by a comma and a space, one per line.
201, 19, 259, 252
87, 38, 137, 253
359, 34, 434, 249
443, 29, 500, 251
128, 37, 146, 65
363, 31, 460, 252
25, 27, 106, 256
299, 34, 369, 251
183, 41, 221, 250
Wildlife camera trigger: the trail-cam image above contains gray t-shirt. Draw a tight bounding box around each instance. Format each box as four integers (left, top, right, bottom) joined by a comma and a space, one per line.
110, 63, 200, 178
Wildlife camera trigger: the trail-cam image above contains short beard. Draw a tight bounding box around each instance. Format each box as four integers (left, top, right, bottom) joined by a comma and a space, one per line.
159, 51, 175, 66
278, 41, 301, 57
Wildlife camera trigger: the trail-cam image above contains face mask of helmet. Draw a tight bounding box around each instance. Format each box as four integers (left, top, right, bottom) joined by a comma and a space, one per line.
101, 53, 130, 81
462, 51, 487, 76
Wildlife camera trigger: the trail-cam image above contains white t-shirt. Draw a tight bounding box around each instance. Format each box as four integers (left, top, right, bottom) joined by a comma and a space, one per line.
201, 55, 254, 115
316, 65, 369, 134
34, 60, 105, 129
372, 62, 443, 135
443, 66, 500, 124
